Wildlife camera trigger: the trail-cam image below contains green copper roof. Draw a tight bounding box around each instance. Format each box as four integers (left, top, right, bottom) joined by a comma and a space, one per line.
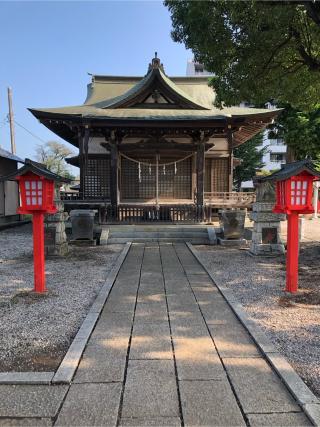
28, 55, 282, 147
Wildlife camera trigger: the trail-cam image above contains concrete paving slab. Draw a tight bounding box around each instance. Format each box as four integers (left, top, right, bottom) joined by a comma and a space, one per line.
0, 372, 54, 385
119, 417, 181, 426
135, 302, 168, 319
89, 323, 132, 342
247, 412, 312, 426
137, 293, 166, 304
130, 323, 172, 360
0, 418, 52, 426
170, 323, 209, 339
121, 360, 179, 418
173, 337, 226, 380
99, 310, 134, 325
224, 357, 301, 414
56, 383, 121, 426
0, 385, 67, 418
169, 309, 204, 327
207, 322, 260, 357
179, 379, 246, 426
73, 338, 129, 383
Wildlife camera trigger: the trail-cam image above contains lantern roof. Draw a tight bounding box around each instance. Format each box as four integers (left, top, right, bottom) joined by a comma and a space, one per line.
0, 158, 71, 183
260, 159, 320, 182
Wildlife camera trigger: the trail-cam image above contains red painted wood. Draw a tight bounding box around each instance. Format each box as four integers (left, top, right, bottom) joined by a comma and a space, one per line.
32, 212, 46, 293
286, 212, 299, 293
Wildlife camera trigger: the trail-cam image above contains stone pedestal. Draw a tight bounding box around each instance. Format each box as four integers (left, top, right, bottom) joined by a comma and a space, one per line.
249, 202, 285, 256
45, 187, 68, 256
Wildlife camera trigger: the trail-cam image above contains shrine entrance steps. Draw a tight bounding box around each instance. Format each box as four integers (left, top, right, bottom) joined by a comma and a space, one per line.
106, 224, 212, 244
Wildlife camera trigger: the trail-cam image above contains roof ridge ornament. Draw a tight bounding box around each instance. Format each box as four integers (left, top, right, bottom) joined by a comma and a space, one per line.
148, 52, 165, 74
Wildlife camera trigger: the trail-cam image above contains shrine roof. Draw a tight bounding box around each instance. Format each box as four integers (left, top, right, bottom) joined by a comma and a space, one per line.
28, 54, 282, 146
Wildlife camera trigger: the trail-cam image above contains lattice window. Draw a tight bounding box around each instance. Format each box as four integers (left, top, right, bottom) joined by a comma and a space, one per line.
84, 157, 110, 199
205, 159, 211, 192
121, 157, 192, 200
172, 157, 192, 199
210, 158, 229, 192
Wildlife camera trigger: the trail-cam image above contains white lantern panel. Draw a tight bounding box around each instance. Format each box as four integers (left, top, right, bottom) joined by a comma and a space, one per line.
31, 181, 36, 189
26, 197, 31, 205
25, 181, 30, 190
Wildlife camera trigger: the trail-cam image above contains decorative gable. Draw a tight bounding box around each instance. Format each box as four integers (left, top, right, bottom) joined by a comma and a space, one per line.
103, 54, 210, 111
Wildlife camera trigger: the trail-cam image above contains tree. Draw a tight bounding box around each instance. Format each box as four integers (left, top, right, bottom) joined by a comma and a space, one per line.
36, 141, 75, 180
165, 1, 320, 110
233, 133, 267, 191
268, 104, 320, 160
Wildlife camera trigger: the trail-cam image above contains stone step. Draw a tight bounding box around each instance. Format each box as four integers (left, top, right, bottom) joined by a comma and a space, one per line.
109, 231, 209, 238
106, 226, 210, 233
108, 237, 211, 244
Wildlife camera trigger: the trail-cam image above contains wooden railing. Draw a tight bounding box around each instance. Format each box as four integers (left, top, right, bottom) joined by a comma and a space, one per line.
204, 192, 256, 207
105, 205, 214, 223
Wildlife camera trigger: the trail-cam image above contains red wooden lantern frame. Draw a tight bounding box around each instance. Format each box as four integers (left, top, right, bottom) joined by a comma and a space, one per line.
271, 170, 318, 293
273, 172, 315, 215
0, 158, 69, 294
16, 172, 57, 293
17, 172, 57, 215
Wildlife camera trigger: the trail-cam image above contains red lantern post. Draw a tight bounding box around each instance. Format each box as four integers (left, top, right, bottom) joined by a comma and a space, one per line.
0, 159, 69, 294
17, 172, 57, 293
270, 162, 320, 293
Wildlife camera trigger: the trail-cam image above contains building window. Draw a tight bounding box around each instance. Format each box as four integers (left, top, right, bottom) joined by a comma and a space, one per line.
194, 63, 204, 73
269, 138, 285, 145
270, 153, 286, 163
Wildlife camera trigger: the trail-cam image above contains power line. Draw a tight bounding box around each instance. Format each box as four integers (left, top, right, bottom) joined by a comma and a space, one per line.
13, 119, 47, 144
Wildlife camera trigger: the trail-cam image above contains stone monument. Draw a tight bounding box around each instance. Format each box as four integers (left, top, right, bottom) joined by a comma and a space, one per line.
44, 186, 68, 256
218, 209, 246, 246
250, 179, 285, 255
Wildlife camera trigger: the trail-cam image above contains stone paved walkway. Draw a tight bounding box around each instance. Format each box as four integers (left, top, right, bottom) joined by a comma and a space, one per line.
0, 243, 312, 426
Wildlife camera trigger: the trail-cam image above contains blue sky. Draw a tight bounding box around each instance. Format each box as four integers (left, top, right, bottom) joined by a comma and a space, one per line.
0, 1, 190, 162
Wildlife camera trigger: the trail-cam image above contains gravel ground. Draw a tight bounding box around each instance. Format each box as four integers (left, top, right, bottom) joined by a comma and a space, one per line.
0, 224, 123, 371
195, 242, 320, 398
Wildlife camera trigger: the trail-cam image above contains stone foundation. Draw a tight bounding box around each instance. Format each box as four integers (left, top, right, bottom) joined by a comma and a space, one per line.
250, 202, 285, 256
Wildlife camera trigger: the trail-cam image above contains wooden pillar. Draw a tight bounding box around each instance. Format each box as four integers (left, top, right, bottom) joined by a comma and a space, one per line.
78, 129, 85, 198
227, 126, 234, 192
78, 127, 90, 199
196, 142, 205, 206
110, 143, 119, 207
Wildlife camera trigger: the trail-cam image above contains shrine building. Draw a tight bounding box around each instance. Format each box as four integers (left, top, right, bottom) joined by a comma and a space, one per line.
29, 54, 280, 222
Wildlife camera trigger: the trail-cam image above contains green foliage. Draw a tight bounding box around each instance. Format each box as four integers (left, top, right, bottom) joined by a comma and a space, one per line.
165, 1, 320, 110
269, 104, 320, 159
36, 141, 75, 180
233, 133, 266, 190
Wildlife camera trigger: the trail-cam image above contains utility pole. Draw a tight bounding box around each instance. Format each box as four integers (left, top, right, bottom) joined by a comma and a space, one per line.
7, 87, 16, 154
